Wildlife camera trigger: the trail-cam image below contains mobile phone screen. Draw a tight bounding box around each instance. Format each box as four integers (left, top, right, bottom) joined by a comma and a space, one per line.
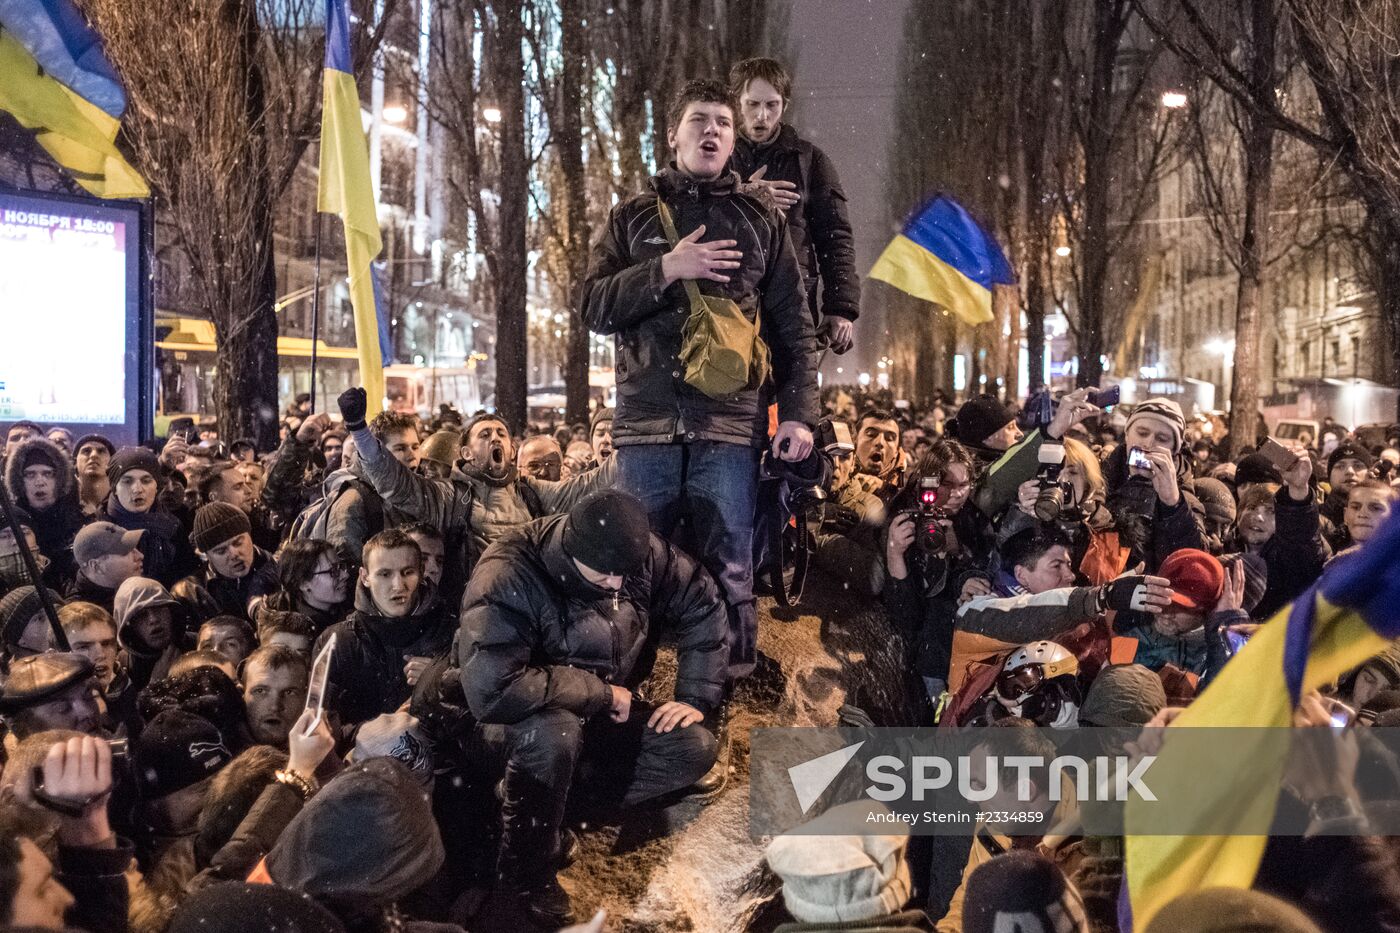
302, 633, 336, 737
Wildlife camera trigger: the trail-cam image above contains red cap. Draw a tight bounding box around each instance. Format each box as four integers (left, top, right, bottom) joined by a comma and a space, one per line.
1158, 548, 1225, 611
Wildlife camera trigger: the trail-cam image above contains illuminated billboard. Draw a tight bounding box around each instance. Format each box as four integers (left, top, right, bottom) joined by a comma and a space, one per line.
0, 188, 150, 446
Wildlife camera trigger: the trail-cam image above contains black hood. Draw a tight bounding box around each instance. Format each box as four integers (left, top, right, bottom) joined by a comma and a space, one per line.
266, 757, 444, 910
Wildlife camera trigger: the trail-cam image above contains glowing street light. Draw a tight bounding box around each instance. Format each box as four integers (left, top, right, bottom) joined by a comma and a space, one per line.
483, 107, 502, 124
858, 372, 871, 387
1055, 245, 1072, 258
382, 104, 408, 124
1160, 91, 1188, 109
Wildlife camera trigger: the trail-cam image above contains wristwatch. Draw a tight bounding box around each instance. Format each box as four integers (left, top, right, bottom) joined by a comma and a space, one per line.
273, 768, 318, 801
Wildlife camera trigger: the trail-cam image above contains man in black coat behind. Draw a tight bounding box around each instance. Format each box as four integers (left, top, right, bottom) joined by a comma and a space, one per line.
729, 57, 860, 353
458, 489, 728, 926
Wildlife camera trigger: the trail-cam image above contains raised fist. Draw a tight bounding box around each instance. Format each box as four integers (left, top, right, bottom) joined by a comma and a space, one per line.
337, 387, 368, 431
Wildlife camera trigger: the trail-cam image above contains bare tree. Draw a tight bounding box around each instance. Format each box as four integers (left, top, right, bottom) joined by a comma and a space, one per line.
1139, 0, 1400, 402
80, 0, 392, 446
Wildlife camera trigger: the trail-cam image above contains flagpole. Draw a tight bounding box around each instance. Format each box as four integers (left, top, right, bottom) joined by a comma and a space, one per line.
309, 212, 323, 414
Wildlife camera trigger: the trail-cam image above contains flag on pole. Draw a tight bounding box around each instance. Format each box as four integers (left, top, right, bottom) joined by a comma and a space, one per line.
1123, 512, 1400, 929
868, 195, 1015, 326
318, 0, 388, 414
0, 0, 147, 199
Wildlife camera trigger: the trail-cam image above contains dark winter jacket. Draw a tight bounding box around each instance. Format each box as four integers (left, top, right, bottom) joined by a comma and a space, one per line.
578, 165, 820, 448
4, 436, 87, 588
56, 838, 137, 933
732, 123, 861, 322
1248, 485, 1330, 621
315, 581, 455, 726
1103, 444, 1206, 572
1320, 486, 1353, 553
457, 513, 730, 725
105, 497, 195, 588
172, 547, 281, 624
67, 569, 118, 614
262, 433, 321, 526
265, 758, 446, 922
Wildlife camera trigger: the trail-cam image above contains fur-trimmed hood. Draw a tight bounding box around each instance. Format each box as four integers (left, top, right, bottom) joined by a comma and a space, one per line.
4, 437, 75, 511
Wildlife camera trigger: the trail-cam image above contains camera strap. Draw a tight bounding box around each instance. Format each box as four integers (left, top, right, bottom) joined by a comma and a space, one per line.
768, 498, 811, 608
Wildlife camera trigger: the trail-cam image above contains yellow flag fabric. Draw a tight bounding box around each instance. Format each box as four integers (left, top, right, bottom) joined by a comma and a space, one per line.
0, 30, 147, 199
317, 66, 384, 414
869, 233, 995, 326
1124, 595, 1391, 927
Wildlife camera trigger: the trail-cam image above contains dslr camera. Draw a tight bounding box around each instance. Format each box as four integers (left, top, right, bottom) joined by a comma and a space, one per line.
904, 474, 949, 553
1033, 442, 1068, 522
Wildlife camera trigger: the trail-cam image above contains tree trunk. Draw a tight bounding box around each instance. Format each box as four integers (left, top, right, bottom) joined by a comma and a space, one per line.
1227, 0, 1276, 460
490, 0, 528, 434
212, 0, 279, 449
1075, 4, 1116, 389
559, 0, 592, 424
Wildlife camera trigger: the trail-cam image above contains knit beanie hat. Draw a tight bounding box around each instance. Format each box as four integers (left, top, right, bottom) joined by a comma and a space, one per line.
12, 437, 66, 476
765, 801, 913, 924
419, 429, 463, 469
1159, 548, 1225, 611
1234, 453, 1282, 489
1327, 441, 1375, 475
1144, 887, 1322, 933
949, 395, 1015, 447
1078, 664, 1167, 727
561, 489, 652, 576
963, 850, 1090, 933
590, 407, 614, 434
1192, 477, 1237, 528
191, 502, 252, 552
134, 709, 233, 799
349, 711, 434, 785
74, 433, 117, 457
169, 882, 346, 933
1126, 399, 1186, 454
1222, 552, 1268, 614
1, 585, 64, 651
107, 446, 161, 487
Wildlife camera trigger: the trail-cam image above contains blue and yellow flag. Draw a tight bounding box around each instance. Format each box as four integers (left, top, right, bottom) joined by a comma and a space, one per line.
318, 0, 387, 414
1124, 513, 1400, 928
869, 195, 1016, 326
0, 0, 147, 199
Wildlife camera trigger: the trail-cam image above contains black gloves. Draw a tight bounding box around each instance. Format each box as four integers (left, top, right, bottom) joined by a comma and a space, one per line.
337, 387, 368, 432
1098, 575, 1173, 614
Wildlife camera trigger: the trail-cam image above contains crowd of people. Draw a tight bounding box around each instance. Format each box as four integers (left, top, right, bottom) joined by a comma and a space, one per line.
3, 57, 1400, 933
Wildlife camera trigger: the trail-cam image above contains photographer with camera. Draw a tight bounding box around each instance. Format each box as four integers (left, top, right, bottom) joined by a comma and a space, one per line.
882, 439, 991, 712
1000, 437, 1124, 584
805, 412, 908, 596
1102, 398, 1207, 573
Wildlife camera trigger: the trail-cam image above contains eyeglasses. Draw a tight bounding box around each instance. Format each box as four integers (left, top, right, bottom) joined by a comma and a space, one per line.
310, 564, 350, 578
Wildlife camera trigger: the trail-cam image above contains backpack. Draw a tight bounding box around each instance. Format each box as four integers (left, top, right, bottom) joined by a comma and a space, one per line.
657, 199, 771, 400
287, 477, 385, 545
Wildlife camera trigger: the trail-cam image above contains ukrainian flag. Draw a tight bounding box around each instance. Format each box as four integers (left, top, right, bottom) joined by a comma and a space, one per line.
318, 0, 388, 414
869, 195, 1016, 326
1124, 512, 1400, 928
0, 0, 147, 199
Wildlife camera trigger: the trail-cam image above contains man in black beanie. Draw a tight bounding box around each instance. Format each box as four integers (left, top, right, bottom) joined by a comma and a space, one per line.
458, 488, 728, 925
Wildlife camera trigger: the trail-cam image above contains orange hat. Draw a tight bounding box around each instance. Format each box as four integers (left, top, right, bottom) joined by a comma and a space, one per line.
1158, 548, 1225, 611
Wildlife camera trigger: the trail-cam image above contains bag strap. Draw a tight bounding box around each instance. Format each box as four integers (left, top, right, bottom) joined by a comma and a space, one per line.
655, 199, 706, 314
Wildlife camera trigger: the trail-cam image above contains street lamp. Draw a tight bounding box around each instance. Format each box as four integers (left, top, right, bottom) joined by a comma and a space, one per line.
383, 104, 408, 124
1160, 91, 1188, 109
858, 372, 871, 387
1055, 245, 1072, 258
483, 107, 502, 124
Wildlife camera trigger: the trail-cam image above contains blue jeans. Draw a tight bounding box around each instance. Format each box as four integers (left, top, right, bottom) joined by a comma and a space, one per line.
617, 442, 761, 679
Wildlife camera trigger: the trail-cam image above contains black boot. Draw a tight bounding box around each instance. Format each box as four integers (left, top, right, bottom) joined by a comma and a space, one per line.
689, 707, 731, 797
503, 872, 574, 928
